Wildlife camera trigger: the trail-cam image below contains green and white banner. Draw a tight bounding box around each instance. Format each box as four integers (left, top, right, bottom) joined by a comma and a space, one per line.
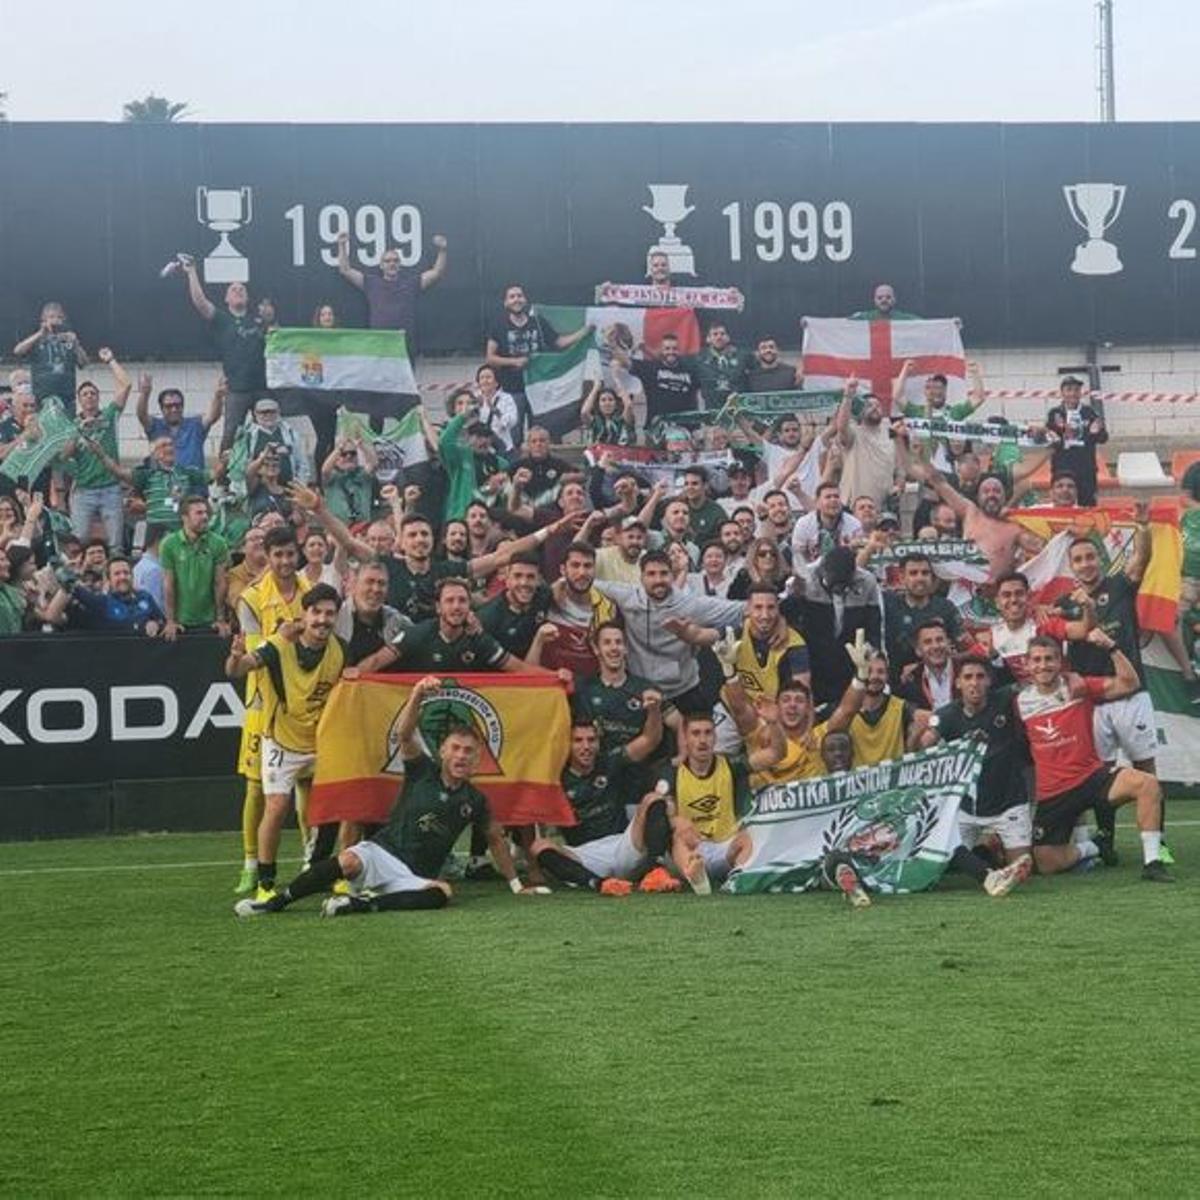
903, 416, 1047, 448
727, 740, 985, 895
265, 328, 417, 395
1, 397, 76, 482
336, 406, 427, 483
723, 389, 844, 420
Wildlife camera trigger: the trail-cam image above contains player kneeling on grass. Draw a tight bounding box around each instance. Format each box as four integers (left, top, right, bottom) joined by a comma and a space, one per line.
531, 718, 676, 896
235, 676, 541, 918
1016, 633, 1173, 882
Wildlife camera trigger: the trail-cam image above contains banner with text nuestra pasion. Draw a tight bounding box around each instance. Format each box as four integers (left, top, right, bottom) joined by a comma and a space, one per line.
728, 741, 985, 896
309, 673, 575, 827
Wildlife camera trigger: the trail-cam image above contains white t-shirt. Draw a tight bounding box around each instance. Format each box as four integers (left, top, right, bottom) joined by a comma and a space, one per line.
790, 510, 864, 565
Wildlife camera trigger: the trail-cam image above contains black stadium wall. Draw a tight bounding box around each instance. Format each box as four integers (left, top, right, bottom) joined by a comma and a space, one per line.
2, 121, 1200, 356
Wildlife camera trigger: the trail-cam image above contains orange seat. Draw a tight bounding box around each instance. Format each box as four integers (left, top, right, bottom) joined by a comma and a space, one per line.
1171, 449, 1200, 484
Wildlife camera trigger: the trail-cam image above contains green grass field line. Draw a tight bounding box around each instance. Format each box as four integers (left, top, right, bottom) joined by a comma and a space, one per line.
3, 817, 1198, 1196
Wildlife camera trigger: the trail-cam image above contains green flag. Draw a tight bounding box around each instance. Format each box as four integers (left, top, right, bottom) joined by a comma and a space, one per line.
336, 406, 427, 482
1, 397, 76, 482
266, 328, 417, 394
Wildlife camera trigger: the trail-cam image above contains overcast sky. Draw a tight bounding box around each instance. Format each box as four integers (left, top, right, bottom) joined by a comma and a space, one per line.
1, 0, 1196, 124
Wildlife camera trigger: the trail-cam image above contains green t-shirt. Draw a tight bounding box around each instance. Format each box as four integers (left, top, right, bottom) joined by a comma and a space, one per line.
383, 558, 460, 623
438, 413, 474, 522
68, 403, 121, 489
687, 498, 727, 545
477, 584, 552, 658
1182, 508, 1200, 579
561, 754, 631, 846
0, 582, 26, 634
572, 671, 666, 793
902, 400, 975, 421
372, 754, 490, 878
159, 528, 230, 626
130, 464, 208, 528
324, 468, 375, 525
389, 617, 508, 672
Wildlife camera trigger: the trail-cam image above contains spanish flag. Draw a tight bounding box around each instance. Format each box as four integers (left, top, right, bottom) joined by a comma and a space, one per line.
308, 673, 575, 827
1137, 498, 1183, 634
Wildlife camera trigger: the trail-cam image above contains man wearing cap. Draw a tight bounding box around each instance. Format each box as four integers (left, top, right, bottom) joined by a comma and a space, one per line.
246, 396, 305, 485
1047, 377, 1107, 506
595, 517, 647, 585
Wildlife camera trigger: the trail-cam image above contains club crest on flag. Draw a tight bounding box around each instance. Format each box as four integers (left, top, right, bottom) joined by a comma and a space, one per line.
382, 684, 504, 776
300, 353, 323, 387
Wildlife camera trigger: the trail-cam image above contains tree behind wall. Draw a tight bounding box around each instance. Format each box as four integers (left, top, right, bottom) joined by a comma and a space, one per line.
122, 94, 190, 123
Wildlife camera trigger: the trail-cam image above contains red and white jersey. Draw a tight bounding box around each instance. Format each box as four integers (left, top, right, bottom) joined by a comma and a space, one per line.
1015, 675, 1109, 801
988, 614, 1069, 684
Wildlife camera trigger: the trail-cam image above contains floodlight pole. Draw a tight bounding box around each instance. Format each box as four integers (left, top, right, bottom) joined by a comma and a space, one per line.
1097, 1, 1116, 121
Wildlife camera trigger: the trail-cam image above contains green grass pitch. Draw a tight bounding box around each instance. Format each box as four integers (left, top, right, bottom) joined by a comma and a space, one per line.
3, 810, 1198, 1197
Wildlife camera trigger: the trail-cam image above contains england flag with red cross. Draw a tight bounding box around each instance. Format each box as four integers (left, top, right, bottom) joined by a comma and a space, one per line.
801, 317, 966, 414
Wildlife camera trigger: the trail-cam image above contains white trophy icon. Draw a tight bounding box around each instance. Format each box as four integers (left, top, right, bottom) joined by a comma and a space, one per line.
196, 186, 253, 284
1063, 182, 1126, 275
643, 184, 696, 276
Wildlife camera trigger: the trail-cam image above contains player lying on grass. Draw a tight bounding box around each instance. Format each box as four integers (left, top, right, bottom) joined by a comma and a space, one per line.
531, 719, 684, 896
235, 675, 542, 918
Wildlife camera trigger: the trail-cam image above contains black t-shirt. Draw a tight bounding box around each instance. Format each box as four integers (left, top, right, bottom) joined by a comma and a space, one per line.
390, 618, 509, 672
477, 584, 552, 659
383, 557, 459, 623
372, 754, 490, 878
1065, 573, 1144, 686
935, 686, 1028, 817
485, 313, 559, 394
745, 362, 797, 393
210, 309, 267, 393
561, 753, 631, 845
510, 454, 573, 506
632, 359, 699, 423
30, 333, 80, 404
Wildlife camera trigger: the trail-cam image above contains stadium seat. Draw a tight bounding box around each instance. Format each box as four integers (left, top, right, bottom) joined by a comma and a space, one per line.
1171, 448, 1200, 484
1023, 448, 1116, 492
1117, 451, 1174, 488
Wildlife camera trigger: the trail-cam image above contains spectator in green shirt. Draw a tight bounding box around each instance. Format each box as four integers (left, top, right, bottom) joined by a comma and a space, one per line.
895, 359, 987, 422
95, 434, 208, 532
0, 544, 29, 634
319, 436, 378, 526
688, 322, 750, 412
160, 495, 231, 638
62, 348, 132, 548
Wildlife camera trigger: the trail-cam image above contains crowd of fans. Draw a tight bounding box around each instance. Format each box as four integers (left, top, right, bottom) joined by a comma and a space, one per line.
2, 253, 1196, 907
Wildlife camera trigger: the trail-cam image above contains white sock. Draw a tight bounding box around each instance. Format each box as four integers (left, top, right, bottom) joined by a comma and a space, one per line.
1072, 824, 1092, 846
1077, 839, 1099, 861
1140, 831, 1163, 865
243, 856, 258, 870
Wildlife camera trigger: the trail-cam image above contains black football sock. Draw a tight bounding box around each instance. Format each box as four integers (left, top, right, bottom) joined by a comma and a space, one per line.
257, 861, 277, 889
469, 825, 488, 858
1094, 798, 1117, 841
372, 888, 449, 912
279, 856, 344, 905
536, 848, 603, 891
644, 799, 672, 859
950, 846, 990, 885
308, 822, 339, 864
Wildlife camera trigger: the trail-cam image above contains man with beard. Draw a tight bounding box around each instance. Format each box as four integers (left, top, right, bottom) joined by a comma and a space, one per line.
1062, 533, 1159, 785
595, 516, 647, 585
848, 283, 918, 321
882, 553, 965, 676
847, 651, 929, 766
531, 720, 673, 896
791, 482, 864, 565
295, 485, 564, 622
729, 584, 810, 700
716, 519, 747, 575
904, 456, 1045, 580
923, 656, 1034, 866
833, 376, 899, 509
507, 425, 578, 512
746, 335, 802, 393
485, 284, 592, 436
757, 490, 796, 558
543, 541, 619, 677
680, 467, 726, 545
617, 331, 699, 425
895, 619, 957, 710
894, 359, 987, 422
1016, 634, 1171, 881
690, 323, 750, 412
60, 555, 164, 635
478, 553, 553, 660
235, 675, 538, 917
